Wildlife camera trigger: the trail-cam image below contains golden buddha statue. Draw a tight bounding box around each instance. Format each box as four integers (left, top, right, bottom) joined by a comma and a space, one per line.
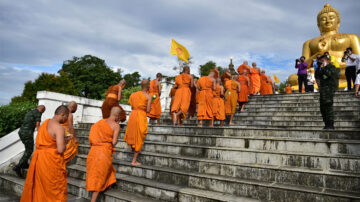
289, 3, 360, 90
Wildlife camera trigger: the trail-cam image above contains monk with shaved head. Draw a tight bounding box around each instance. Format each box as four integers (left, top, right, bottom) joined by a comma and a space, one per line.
21, 105, 69, 202
102, 80, 127, 122
63, 101, 79, 164
124, 79, 151, 165
147, 73, 162, 125
237, 61, 250, 77
171, 66, 194, 125
86, 106, 122, 202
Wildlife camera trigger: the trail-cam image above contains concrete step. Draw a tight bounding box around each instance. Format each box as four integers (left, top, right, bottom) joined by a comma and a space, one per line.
77, 133, 360, 155
243, 102, 360, 109
161, 114, 359, 121
159, 119, 360, 128
243, 106, 360, 112
68, 160, 360, 201
0, 174, 89, 202
0, 173, 159, 202
246, 98, 360, 104
78, 141, 360, 173
67, 164, 258, 202
74, 153, 360, 193
76, 124, 360, 140
248, 91, 355, 99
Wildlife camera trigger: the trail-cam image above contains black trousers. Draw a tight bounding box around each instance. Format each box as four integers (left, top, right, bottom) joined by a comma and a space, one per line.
345, 66, 356, 90
298, 74, 307, 93
334, 68, 340, 91
306, 85, 314, 92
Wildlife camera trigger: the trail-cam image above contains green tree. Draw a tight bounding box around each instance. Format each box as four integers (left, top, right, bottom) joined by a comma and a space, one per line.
14, 71, 76, 103
276, 80, 288, 94
123, 72, 141, 89
59, 55, 122, 99
198, 61, 225, 77
0, 101, 37, 137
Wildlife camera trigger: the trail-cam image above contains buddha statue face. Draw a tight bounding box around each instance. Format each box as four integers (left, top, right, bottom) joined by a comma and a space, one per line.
317, 4, 340, 35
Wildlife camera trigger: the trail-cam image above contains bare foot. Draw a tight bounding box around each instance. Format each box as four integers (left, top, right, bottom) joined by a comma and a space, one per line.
131, 162, 141, 166
229, 122, 235, 125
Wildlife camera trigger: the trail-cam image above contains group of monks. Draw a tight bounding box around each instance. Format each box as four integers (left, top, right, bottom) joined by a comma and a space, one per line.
168, 61, 275, 126
19, 62, 276, 201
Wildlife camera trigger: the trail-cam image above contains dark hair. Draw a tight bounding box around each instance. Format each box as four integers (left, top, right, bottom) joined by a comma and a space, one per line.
156, 73, 162, 78
54, 105, 69, 115
300, 56, 305, 60
324, 51, 329, 55
319, 54, 330, 61
346, 47, 353, 51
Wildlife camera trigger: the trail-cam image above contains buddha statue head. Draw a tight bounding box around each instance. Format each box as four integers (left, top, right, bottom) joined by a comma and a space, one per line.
317, 3, 340, 35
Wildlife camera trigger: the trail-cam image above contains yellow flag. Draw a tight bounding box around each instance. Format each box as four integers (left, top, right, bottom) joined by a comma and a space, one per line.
170, 39, 190, 63
273, 73, 280, 83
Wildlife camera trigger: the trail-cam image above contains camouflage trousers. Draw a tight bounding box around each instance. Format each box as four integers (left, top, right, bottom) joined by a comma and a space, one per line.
17, 130, 34, 168
320, 92, 334, 124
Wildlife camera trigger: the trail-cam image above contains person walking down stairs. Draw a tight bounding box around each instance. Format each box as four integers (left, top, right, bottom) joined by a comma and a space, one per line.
316, 54, 337, 130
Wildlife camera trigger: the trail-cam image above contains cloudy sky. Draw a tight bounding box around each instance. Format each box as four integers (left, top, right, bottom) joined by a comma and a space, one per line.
0, 0, 359, 105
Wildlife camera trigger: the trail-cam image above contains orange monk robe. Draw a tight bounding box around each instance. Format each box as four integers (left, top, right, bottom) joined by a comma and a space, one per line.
197, 76, 214, 120
238, 75, 249, 103
21, 119, 67, 202
169, 87, 176, 117
250, 68, 261, 94
147, 80, 161, 119
237, 64, 250, 77
213, 84, 225, 120
285, 86, 292, 94
171, 73, 192, 120
86, 119, 116, 192
62, 121, 78, 164
188, 85, 197, 117
225, 80, 239, 115
260, 74, 269, 95
124, 91, 148, 152
102, 84, 126, 122
221, 72, 231, 86
267, 76, 274, 95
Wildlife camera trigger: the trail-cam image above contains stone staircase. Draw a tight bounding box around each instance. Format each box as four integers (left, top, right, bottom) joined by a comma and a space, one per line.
1, 91, 360, 201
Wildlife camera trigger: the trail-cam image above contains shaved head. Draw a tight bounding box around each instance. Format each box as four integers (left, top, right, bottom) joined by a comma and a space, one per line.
183, 66, 190, 73
68, 101, 77, 113
252, 62, 256, 67
37, 105, 46, 113
243, 61, 248, 65
261, 70, 265, 73
119, 79, 126, 85
141, 79, 150, 90
110, 106, 122, 117
55, 105, 69, 115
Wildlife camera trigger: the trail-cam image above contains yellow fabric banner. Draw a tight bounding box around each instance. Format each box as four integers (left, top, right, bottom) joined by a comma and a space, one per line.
170, 39, 190, 63
273, 73, 280, 83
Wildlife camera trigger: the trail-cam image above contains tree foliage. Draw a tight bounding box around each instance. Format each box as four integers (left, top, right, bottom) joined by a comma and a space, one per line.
0, 101, 37, 137
198, 61, 225, 77
14, 71, 76, 103
119, 85, 142, 104
59, 55, 122, 99
123, 72, 141, 89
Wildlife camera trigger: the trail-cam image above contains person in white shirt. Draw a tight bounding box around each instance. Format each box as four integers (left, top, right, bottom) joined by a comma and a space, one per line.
306, 68, 315, 92
355, 74, 360, 98
342, 48, 359, 91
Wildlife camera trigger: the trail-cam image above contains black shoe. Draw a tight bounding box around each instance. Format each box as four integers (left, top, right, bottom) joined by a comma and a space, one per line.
328, 121, 335, 130
12, 165, 23, 178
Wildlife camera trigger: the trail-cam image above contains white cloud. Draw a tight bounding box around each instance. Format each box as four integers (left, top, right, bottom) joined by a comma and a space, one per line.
0, 64, 40, 105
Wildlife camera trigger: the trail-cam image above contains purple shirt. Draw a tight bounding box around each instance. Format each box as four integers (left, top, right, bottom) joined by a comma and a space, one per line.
296, 62, 308, 75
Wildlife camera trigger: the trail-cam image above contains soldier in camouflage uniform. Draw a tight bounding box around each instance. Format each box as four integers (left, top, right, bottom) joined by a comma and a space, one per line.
315, 55, 337, 130
12, 105, 45, 177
